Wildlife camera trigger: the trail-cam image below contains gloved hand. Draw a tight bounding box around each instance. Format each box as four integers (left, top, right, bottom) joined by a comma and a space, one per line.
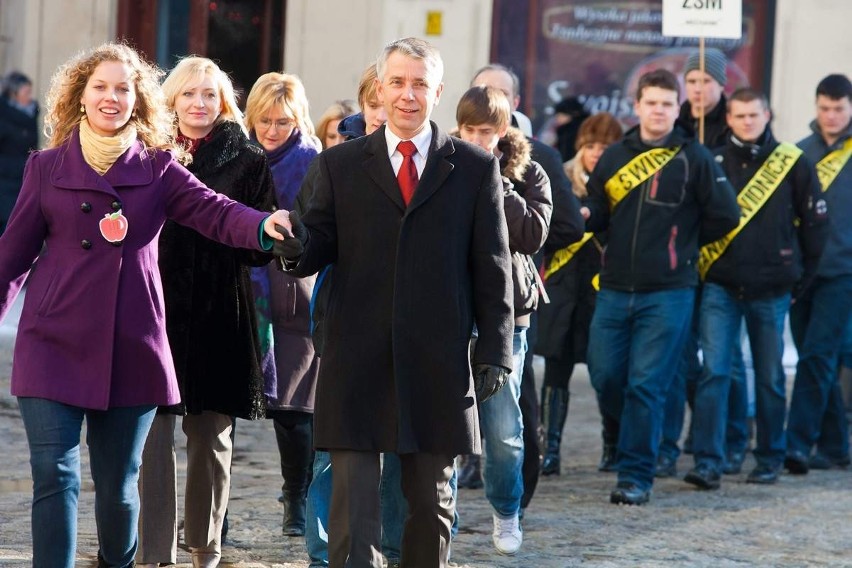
272, 210, 308, 261
473, 363, 511, 403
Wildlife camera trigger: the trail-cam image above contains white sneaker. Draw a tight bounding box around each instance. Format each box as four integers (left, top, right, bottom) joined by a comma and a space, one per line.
492, 512, 522, 555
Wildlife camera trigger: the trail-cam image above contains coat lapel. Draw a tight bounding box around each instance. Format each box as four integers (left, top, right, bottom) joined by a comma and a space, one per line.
363, 126, 406, 212
407, 123, 454, 213
362, 123, 456, 214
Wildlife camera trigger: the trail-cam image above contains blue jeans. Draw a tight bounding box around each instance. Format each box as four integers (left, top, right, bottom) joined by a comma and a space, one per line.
726, 326, 754, 455
788, 275, 852, 458
479, 327, 527, 518
305, 452, 459, 566
18, 397, 156, 568
588, 288, 694, 492
659, 292, 700, 461
693, 284, 790, 472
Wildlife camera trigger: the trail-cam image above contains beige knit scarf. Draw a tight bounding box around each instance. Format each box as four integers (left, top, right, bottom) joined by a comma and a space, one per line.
79, 117, 137, 175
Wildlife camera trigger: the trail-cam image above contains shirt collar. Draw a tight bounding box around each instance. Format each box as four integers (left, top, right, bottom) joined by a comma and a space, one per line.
385, 123, 433, 158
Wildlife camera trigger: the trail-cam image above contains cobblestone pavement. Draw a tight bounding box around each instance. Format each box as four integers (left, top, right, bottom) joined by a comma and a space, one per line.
2, 292, 852, 566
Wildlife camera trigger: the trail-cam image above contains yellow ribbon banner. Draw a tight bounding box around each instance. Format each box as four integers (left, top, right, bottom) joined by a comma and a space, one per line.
544, 233, 594, 280
604, 146, 681, 209
698, 142, 803, 279
816, 137, 852, 192
546, 146, 682, 281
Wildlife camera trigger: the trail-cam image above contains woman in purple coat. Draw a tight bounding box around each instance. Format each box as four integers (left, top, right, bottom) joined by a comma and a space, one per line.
0, 43, 290, 568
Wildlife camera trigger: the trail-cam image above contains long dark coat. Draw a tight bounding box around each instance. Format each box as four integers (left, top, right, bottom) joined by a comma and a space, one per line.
0, 97, 39, 231
288, 123, 514, 455
158, 121, 275, 419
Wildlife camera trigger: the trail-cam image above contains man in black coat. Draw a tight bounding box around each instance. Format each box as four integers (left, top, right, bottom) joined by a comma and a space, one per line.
0, 71, 39, 234
277, 38, 514, 568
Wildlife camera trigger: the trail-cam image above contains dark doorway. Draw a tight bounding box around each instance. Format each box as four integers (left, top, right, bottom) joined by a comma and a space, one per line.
117, 0, 286, 102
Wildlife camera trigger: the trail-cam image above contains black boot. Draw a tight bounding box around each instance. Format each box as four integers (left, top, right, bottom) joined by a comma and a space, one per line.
457, 454, 483, 489
273, 412, 313, 537
598, 443, 618, 472
598, 415, 619, 472
282, 489, 307, 536
540, 386, 570, 476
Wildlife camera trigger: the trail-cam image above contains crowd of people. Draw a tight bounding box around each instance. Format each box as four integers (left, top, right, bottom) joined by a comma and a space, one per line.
0, 36, 850, 568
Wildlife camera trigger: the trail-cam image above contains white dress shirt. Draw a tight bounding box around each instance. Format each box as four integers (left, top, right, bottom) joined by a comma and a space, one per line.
384, 124, 432, 178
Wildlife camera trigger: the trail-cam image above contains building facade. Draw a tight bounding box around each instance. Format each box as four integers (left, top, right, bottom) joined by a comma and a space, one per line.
0, 0, 849, 145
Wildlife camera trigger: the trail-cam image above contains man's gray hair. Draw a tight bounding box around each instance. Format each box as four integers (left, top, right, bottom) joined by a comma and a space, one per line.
376, 37, 444, 86
471, 63, 520, 99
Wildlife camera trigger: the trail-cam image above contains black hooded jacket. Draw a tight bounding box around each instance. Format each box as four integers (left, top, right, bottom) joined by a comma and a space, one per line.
706, 129, 828, 299
585, 123, 740, 292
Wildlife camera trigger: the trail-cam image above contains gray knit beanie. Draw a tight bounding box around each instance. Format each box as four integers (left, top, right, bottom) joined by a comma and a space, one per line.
683, 48, 727, 86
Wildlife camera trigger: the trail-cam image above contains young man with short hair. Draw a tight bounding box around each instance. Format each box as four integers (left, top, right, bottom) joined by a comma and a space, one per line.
583, 69, 739, 505
785, 74, 852, 474
685, 88, 827, 490
455, 85, 552, 555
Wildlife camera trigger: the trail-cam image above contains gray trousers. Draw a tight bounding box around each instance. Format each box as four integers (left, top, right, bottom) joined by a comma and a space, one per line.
329, 450, 454, 568
136, 412, 233, 563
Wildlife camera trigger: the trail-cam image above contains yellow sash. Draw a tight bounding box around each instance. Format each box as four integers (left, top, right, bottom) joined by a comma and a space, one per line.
698, 142, 803, 279
816, 137, 852, 192
546, 146, 681, 281
543, 233, 593, 280
604, 146, 681, 209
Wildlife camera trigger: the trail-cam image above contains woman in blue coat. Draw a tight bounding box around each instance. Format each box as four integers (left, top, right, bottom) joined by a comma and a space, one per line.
245, 72, 320, 537
0, 43, 291, 568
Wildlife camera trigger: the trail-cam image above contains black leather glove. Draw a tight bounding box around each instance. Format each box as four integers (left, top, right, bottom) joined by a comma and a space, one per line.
272, 210, 308, 261
473, 363, 511, 403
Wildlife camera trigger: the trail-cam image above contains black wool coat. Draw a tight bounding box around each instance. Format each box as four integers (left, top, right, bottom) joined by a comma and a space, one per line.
158, 120, 275, 419
0, 98, 39, 229
289, 123, 514, 455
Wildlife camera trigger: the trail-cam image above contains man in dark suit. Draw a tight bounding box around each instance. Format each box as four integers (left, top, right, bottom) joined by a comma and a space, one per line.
275, 37, 514, 568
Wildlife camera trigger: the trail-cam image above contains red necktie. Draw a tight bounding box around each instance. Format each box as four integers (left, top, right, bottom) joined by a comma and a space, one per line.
396, 141, 419, 206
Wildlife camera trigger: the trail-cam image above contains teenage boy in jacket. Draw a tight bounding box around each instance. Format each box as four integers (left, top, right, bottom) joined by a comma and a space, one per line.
455, 85, 552, 555
658, 47, 733, 478
469, 64, 585, 512
684, 88, 827, 490
582, 69, 739, 505
785, 74, 852, 474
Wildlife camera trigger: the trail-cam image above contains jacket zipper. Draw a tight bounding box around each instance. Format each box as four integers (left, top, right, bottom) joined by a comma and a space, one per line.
668, 225, 678, 270
629, 184, 646, 291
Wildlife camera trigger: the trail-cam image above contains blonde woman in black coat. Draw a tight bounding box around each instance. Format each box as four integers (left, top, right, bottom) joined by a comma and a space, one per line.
136, 57, 275, 568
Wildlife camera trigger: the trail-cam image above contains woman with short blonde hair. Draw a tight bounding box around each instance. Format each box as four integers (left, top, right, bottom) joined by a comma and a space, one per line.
160, 55, 247, 135
245, 71, 321, 537
245, 72, 315, 141
136, 55, 275, 568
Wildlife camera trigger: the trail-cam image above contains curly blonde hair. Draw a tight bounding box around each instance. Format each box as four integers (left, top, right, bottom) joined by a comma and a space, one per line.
244, 73, 315, 139
161, 56, 247, 137
44, 42, 181, 157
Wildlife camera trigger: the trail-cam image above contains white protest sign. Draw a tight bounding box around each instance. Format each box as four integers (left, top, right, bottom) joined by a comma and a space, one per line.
662, 0, 742, 39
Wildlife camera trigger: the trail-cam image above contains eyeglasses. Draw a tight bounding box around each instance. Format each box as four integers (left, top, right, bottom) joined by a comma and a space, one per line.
257, 117, 295, 131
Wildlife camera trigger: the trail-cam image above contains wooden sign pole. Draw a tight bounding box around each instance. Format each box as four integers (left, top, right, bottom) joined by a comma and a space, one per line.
698, 36, 705, 145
